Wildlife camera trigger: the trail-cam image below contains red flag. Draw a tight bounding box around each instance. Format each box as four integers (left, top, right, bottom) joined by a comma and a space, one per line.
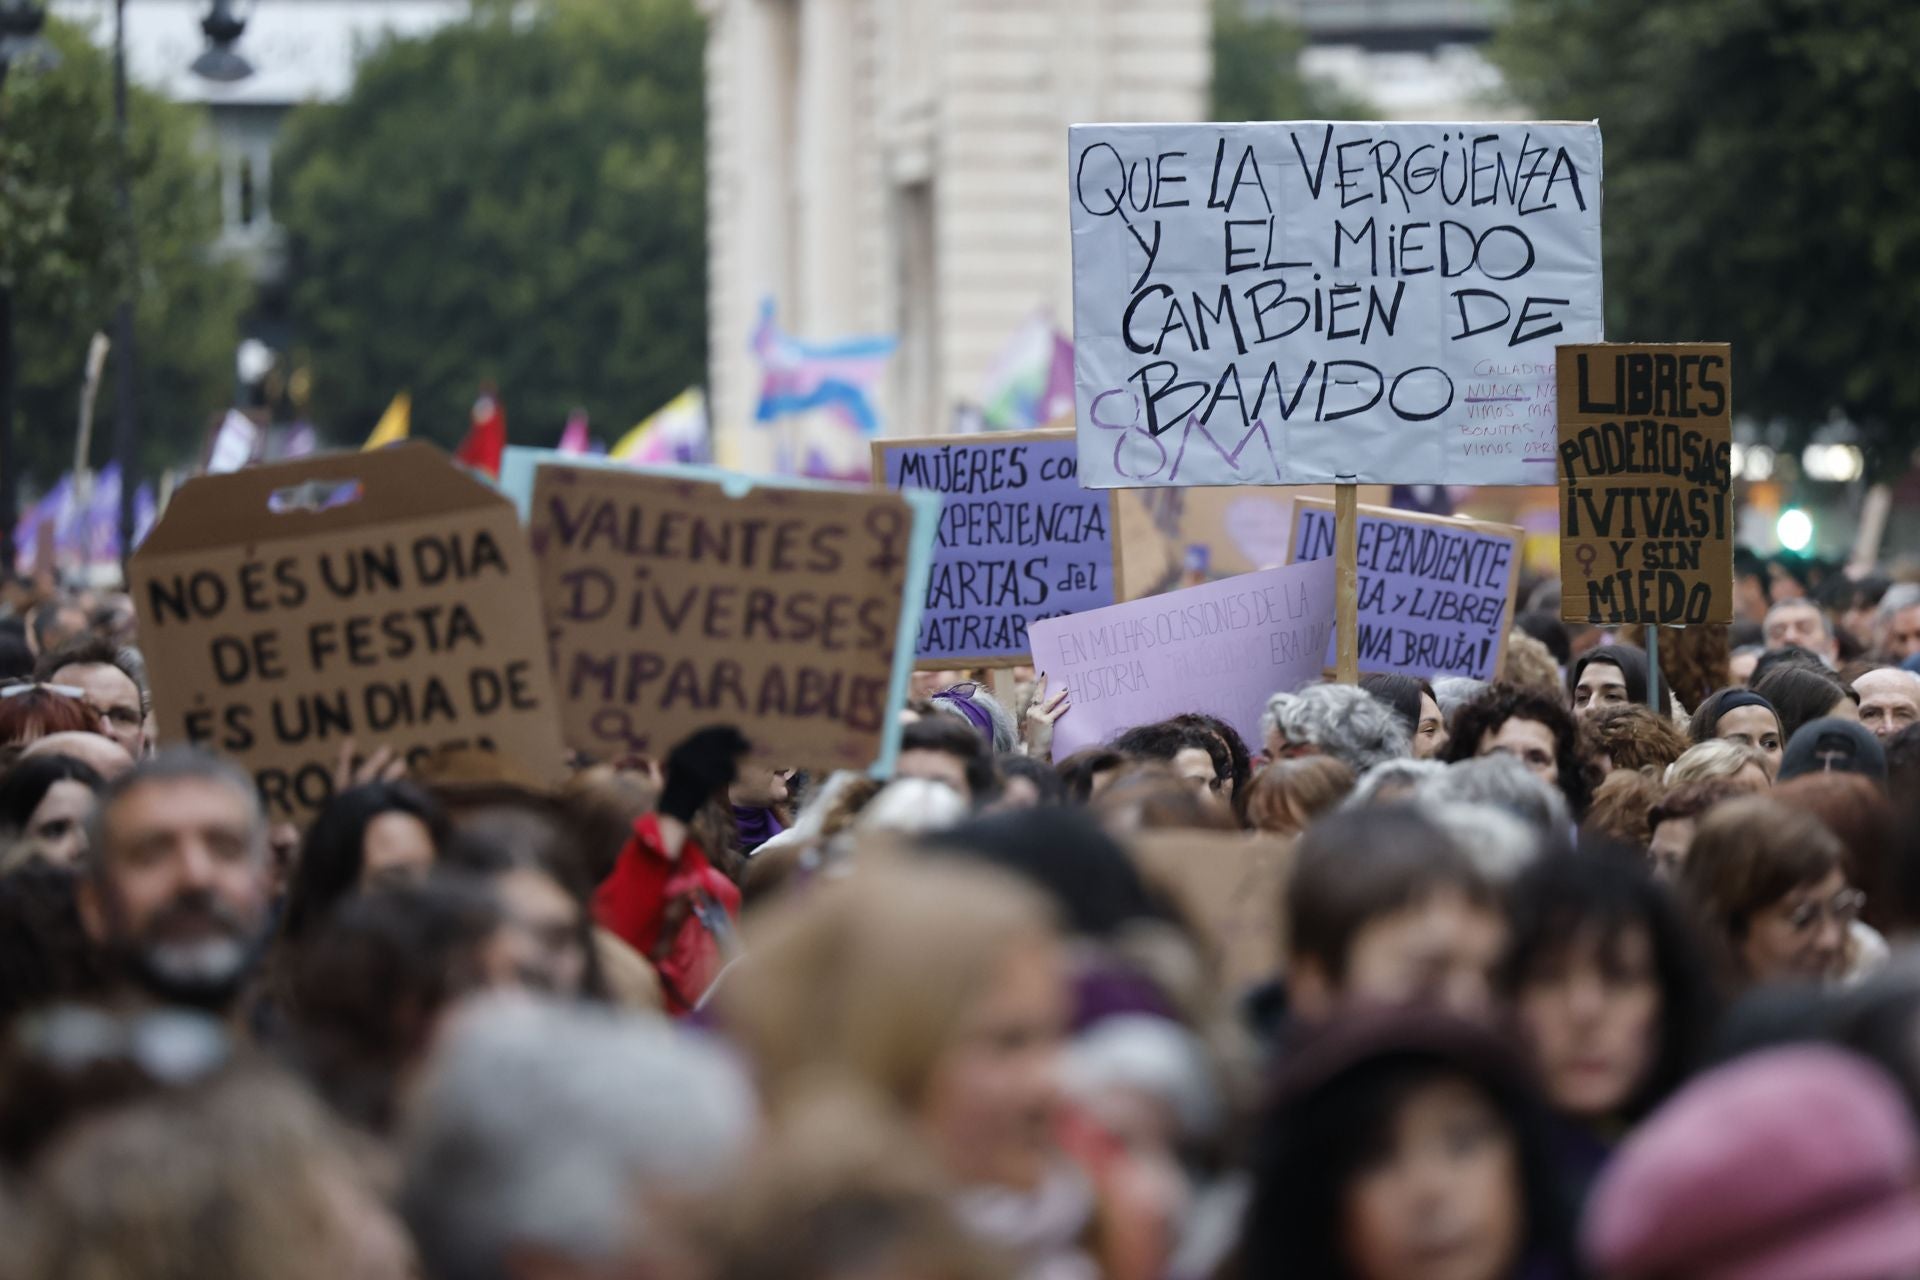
456, 389, 507, 477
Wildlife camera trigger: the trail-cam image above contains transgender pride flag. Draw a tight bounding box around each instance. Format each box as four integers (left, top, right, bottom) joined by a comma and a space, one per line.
751, 299, 896, 436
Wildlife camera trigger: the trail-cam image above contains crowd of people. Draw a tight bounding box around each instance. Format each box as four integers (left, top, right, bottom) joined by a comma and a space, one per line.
5, 550, 1920, 1280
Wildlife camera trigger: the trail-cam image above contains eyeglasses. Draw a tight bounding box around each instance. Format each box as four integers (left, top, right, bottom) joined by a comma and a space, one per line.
1784, 889, 1866, 933
87, 702, 143, 730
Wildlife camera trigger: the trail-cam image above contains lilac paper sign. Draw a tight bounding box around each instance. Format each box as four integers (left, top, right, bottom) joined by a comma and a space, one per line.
879, 433, 1117, 665
1029, 559, 1336, 760
1291, 502, 1519, 681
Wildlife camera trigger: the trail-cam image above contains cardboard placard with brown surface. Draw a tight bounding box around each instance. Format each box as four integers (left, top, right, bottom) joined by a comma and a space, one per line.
528, 463, 930, 772
131, 443, 568, 821
1130, 830, 1294, 993
1557, 343, 1733, 625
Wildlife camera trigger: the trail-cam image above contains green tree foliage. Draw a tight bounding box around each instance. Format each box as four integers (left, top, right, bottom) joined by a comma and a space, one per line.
1211, 0, 1367, 121
0, 18, 248, 486
274, 0, 706, 448
1492, 0, 1920, 468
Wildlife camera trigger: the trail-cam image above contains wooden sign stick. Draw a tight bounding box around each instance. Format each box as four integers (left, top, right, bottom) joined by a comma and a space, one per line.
1335, 483, 1361, 683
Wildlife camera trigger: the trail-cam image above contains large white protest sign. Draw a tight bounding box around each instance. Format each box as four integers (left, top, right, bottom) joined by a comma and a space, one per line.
1070, 121, 1603, 488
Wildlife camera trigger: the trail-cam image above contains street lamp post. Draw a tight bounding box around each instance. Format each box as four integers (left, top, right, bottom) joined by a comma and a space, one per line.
0, 0, 54, 574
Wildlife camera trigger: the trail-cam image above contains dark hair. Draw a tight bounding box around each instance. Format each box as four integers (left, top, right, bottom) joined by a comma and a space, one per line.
919, 807, 1170, 940
1443, 683, 1593, 818
1514, 610, 1572, 666
0, 754, 105, 834
0, 862, 104, 1035
1571, 643, 1650, 709
1170, 712, 1252, 801
1752, 666, 1855, 743
1889, 723, 1920, 791
1243, 1013, 1573, 1279
660, 726, 752, 822
27, 598, 85, 653
1688, 688, 1784, 746
1649, 779, 1744, 832
1714, 972, 1920, 1126
1286, 807, 1495, 981
995, 754, 1064, 806
1771, 774, 1896, 931
439, 802, 610, 1000
1748, 643, 1827, 688
1583, 705, 1690, 774
288, 878, 505, 1133
1681, 796, 1844, 960
33, 634, 148, 711
899, 716, 996, 802
1358, 673, 1434, 739
1055, 748, 1126, 805
279, 782, 448, 956
1504, 850, 1716, 1121
0, 631, 33, 682
1111, 720, 1229, 790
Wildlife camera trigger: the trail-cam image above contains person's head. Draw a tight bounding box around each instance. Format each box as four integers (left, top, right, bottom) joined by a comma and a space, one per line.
991, 754, 1065, 810
0, 866, 103, 1034
1286, 807, 1505, 1024
1089, 763, 1239, 835
1764, 599, 1837, 664
401, 996, 756, 1280
1514, 610, 1571, 666
440, 801, 608, 1001
1360, 674, 1450, 761
1243, 1009, 1571, 1280
1263, 682, 1411, 774
1499, 629, 1564, 698
1346, 758, 1451, 808
289, 879, 511, 1132
928, 682, 1017, 755
75, 749, 273, 1012
35, 635, 149, 758
1416, 754, 1571, 850
9, 1064, 413, 1280
1582, 704, 1689, 777
1854, 667, 1920, 740
1243, 756, 1357, 837
921, 806, 1168, 942
728, 763, 791, 811
1570, 644, 1650, 719
1778, 716, 1888, 785
1688, 688, 1785, 775
1754, 663, 1859, 745
1733, 547, 1772, 621
1582, 769, 1668, 851
1726, 643, 1765, 687
1877, 585, 1920, 662
27, 597, 89, 657
0, 754, 105, 872
658, 725, 753, 823
1503, 851, 1713, 1125
1170, 711, 1253, 802
1054, 747, 1127, 805
1644, 780, 1743, 880
0, 682, 98, 767
1749, 642, 1828, 690
1111, 719, 1231, 802
1665, 739, 1774, 794
279, 781, 448, 950
1431, 676, 1489, 729
721, 861, 1066, 1190
1585, 1046, 1920, 1280
1444, 683, 1592, 818
1768, 555, 1812, 603
1772, 773, 1897, 933
1681, 795, 1853, 986
20, 730, 136, 781
896, 716, 994, 804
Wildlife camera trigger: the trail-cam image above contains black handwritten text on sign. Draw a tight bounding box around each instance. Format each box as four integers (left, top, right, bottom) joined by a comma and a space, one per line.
1068, 121, 1603, 488
881, 433, 1115, 665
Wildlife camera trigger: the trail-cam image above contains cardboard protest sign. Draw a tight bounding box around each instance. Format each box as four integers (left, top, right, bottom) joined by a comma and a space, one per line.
1069, 121, 1604, 487
1556, 343, 1732, 625
1290, 498, 1521, 681
130, 443, 568, 821
1027, 558, 1336, 760
528, 462, 938, 774
873, 430, 1121, 667
1131, 831, 1294, 992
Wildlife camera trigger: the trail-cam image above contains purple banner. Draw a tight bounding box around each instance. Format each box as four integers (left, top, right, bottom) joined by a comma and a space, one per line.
1029, 559, 1336, 759
1292, 504, 1517, 681
883, 435, 1114, 663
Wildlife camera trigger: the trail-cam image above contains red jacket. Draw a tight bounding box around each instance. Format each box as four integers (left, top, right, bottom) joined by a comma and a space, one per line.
592, 814, 741, 1014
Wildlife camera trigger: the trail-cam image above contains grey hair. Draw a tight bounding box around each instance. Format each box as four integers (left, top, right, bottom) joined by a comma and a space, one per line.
1260, 683, 1409, 773
1431, 677, 1489, 727
1415, 754, 1570, 839
400, 996, 756, 1280
84, 746, 266, 874
1345, 758, 1450, 809
1766, 598, 1834, 637
1420, 800, 1543, 882
1062, 1014, 1221, 1141
1879, 583, 1920, 623
929, 685, 1018, 754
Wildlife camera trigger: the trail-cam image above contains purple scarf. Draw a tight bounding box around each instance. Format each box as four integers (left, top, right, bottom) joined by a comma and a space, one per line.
732, 806, 784, 856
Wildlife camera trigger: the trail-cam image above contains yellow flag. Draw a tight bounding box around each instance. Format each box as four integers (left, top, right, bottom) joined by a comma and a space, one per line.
362, 392, 411, 450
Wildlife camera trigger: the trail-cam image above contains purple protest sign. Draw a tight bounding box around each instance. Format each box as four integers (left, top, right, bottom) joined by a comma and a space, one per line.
875, 430, 1119, 667
1029, 558, 1336, 760
1290, 499, 1521, 682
